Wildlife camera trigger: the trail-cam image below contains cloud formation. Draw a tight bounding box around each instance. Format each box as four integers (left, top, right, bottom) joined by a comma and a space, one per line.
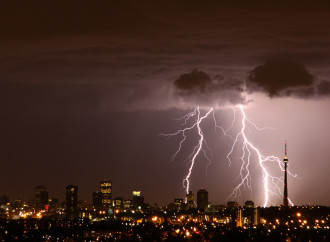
248, 59, 313, 97
2, 1, 330, 113
174, 69, 246, 108
247, 59, 330, 99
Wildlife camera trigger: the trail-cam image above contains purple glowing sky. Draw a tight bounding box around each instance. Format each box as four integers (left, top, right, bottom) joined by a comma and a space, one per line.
1, 1, 330, 206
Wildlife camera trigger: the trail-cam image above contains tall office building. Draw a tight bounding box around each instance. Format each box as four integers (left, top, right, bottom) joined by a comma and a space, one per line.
132, 191, 144, 209
237, 208, 243, 227
113, 197, 123, 209
174, 198, 184, 210
100, 180, 112, 208
34, 185, 49, 209
197, 188, 208, 210
66, 185, 78, 220
123, 199, 132, 209
186, 191, 195, 208
283, 141, 289, 207
93, 191, 102, 209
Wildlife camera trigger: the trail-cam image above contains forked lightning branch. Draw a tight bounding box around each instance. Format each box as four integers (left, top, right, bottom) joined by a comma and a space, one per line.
160, 105, 297, 207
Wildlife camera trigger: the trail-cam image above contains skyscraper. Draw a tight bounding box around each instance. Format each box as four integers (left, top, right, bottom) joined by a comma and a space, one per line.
283, 141, 289, 207
66, 185, 78, 220
34, 185, 49, 209
197, 188, 208, 210
186, 191, 195, 208
174, 198, 184, 210
93, 191, 102, 209
132, 191, 144, 210
100, 180, 112, 208
113, 197, 123, 209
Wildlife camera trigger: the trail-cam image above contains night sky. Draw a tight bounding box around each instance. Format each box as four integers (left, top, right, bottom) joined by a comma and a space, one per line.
1, 1, 330, 206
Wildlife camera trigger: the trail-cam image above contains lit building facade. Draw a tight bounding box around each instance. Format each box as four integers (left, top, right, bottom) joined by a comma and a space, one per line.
174, 198, 184, 210
123, 200, 132, 209
66, 185, 78, 220
100, 180, 112, 208
132, 191, 144, 210
113, 197, 123, 209
186, 191, 195, 208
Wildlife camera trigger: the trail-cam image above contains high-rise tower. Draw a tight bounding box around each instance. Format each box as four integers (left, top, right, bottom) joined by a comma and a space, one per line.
66, 185, 78, 220
197, 188, 208, 211
283, 141, 289, 207
186, 191, 195, 208
34, 185, 49, 209
100, 180, 112, 208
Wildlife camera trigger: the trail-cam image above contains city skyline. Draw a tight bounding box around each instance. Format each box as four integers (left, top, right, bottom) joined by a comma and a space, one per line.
0, 180, 254, 210
1, 1, 330, 206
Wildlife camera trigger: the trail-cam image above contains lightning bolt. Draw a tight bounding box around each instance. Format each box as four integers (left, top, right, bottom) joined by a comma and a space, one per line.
160, 107, 214, 194
161, 105, 297, 207
227, 105, 297, 206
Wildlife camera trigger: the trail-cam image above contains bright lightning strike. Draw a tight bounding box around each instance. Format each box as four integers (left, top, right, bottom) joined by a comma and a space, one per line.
160, 107, 214, 195
160, 105, 297, 207
227, 106, 297, 207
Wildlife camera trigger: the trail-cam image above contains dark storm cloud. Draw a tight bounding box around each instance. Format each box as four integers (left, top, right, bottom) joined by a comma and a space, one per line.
175, 70, 212, 92
247, 59, 330, 99
1, 1, 330, 112
174, 69, 246, 107
248, 60, 314, 97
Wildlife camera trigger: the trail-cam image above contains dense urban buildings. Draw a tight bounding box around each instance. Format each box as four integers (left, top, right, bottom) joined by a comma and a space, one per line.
0, 152, 322, 240
0, 181, 329, 240
0, 145, 311, 239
